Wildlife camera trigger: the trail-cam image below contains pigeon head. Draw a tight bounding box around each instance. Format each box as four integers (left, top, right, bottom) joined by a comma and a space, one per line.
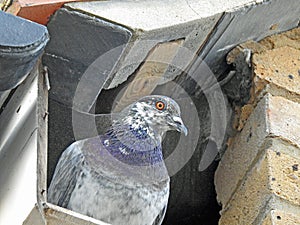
120, 95, 188, 139
99, 95, 187, 166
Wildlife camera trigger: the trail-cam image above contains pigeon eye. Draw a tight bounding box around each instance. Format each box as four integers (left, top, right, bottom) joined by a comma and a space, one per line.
155, 101, 165, 110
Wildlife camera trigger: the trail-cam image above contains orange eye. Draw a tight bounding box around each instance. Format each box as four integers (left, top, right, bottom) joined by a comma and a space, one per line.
155, 101, 165, 110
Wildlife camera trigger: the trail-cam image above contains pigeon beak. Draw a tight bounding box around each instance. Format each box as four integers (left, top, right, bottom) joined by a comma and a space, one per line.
170, 116, 188, 136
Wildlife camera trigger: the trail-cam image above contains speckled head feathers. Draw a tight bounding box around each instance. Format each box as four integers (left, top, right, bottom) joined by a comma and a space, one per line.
101, 95, 187, 166
120, 95, 188, 138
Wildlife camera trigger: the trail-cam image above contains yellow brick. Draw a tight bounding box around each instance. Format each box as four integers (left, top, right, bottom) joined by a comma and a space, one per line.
215, 94, 300, 206
269, 150, 300, 205
253, 46, 300, 100
268, 95, 300, 149
259, 27, 300, 51
219, 27, 300, 225
231, 28, 300, 130
261, 213, 272, 225
219, 149, 300, 225
219, 150, 270, 225
262, 210, 300, 225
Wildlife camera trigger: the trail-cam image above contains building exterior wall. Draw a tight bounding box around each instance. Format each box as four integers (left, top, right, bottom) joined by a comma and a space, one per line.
215, 27, 300, 225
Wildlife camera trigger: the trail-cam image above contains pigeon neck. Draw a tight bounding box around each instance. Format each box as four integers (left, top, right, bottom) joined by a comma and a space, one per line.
101, 121, 163, 166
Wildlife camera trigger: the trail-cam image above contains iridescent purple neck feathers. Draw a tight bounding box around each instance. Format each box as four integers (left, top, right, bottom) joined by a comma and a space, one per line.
100, 123, 163, 166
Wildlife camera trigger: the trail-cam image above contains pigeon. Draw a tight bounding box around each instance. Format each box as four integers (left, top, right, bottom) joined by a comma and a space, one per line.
48, 95, 188, 225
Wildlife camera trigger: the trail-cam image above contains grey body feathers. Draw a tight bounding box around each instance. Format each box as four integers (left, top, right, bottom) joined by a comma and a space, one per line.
48, 95, 187, 225
48, 139, 169, 225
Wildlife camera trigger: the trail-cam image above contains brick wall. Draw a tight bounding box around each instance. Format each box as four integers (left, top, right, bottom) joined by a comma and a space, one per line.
215, 27, 300, 224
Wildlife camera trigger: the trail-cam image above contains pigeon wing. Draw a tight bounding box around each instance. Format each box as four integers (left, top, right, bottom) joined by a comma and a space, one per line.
48, 141, 84, 208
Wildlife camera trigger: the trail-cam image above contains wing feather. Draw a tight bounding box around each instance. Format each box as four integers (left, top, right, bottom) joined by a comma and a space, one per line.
47, 142, 84, 208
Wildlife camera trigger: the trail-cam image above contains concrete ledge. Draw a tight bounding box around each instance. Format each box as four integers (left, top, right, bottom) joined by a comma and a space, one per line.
179, 0, 300, 96
65, 0, 237, 89
44, 7, 132, 106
